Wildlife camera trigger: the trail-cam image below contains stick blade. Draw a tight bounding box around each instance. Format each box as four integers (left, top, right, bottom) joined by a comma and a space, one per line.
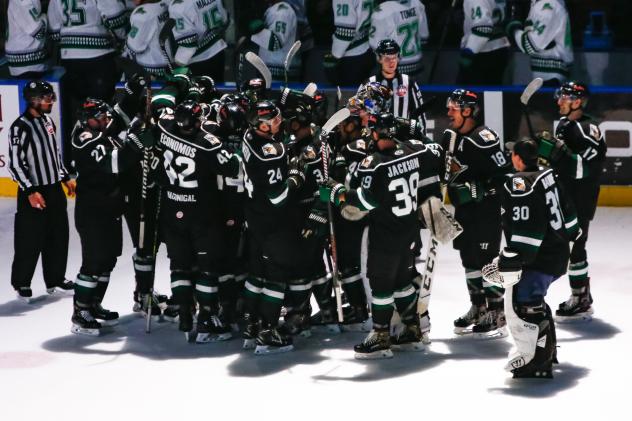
520, 77, 544, 105
245, 52, 272, 88
284, 40, 301, 70
303, 82, 317, 97
322, 108, 350, 134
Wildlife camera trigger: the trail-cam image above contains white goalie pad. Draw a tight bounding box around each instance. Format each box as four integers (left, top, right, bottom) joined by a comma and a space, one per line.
481, 257, 522, 288
418, 196, 463, 244
504, 285, 540, 372
341, 204, 368, 221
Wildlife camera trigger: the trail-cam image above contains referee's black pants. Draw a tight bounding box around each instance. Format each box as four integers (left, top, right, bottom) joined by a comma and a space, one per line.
11, 184, 69, 290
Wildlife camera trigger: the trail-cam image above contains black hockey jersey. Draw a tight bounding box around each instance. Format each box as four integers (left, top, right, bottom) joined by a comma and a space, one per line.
554, 115, 606, 181
501, 167, 579, 276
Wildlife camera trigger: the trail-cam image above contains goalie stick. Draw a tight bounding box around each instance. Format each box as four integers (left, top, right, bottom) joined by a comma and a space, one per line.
520, 77, 543, 140
245, 52, 272, 89
284, 40, 301, 87
319, 108, 351, 323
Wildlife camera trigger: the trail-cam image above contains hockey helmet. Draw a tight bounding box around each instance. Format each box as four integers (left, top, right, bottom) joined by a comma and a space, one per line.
23, 80, 56, 103
77, 98, 111, 126
554, 81, 589, 105
311, 91, 329, 126
369, 112, 397, 140
217, 102, 248, 135
221, 93, 251, 112
446, 89, 480, 117
175, 100, 203, 132
375, 39, 401, 57
248, 100, 282, 127
241, 78, 268, 104
279, 88, 314, 127
193, 75, 217, 103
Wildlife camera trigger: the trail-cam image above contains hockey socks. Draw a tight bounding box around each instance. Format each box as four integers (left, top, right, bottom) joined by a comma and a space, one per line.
371, 293, 394, 330
132, 252, 155, 294
74, 273, 98, 306
259, 280, 285, 327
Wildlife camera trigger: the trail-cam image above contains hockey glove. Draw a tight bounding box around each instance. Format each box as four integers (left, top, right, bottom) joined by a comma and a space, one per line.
505, 20, 523, 42
125, 73, 149, 96
165, 67, 192, 93
448, 181, 484, 206
537, 134, 570, 165
319, 179, 346, 206
301, 201, 329, 239
481, 248, 522, 288
125, 132, 146, 154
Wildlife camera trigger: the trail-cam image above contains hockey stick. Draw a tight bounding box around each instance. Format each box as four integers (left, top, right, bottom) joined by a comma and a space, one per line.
284, 40, 301, 87
334, 86, 342, 111
416, 129, 458, 339
427, 0, 459, 84
159, 18, 176, 74
520, 77, 543, 139
303, 82, 318, 97
320, 108, 352, 323
245, 52, 272, 88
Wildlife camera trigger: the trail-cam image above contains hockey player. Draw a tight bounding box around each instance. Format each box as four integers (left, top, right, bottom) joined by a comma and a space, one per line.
483, 138, 579, 378
445, 89, 512, 338
240, 100, 306, 354
365, 39, 428, 137
48, 0, 128, 170
323, 113, 443, 359
537, 82, 606, 321
506, 0, 573, 86
169, 0, 230, 81
125, 0, 172, 79
151, 100, 240, 342
369, 0, 429, 79
458, 0, 510, 85
70, 99, 145, 336
5, 0, 50, 78
325, 0, 376, 86
247, 1, 300, 81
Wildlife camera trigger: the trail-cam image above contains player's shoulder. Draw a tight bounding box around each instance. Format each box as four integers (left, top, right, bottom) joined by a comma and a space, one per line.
345, 138, 369, 155
72, 127, 104, 149
504, 167, 555, 197
301, 142, 322, 164
243, 130, 286, 162
464, 126, 500, 148
169, 0, 193, 17
198, 122, 223, 151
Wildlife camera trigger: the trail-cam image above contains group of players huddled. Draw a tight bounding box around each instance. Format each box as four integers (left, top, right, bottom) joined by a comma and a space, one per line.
24, 34, 604, 379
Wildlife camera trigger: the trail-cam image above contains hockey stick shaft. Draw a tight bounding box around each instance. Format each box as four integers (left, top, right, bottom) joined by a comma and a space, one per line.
520, 77, 543, 139
245, 52, 272, 88
427, 0, 458, 84
284, 40, 301, 87
159, 18, 176, 74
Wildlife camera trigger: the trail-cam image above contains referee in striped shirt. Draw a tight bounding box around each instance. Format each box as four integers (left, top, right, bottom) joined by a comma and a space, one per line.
8, 80, 75, 302
364, 39, 427, 133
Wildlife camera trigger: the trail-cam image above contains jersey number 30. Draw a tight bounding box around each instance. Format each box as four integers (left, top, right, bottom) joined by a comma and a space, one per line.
389, 172, 420, 217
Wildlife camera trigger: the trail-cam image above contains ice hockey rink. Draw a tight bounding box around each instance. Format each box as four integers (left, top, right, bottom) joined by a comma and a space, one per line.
1, 198, 630, 421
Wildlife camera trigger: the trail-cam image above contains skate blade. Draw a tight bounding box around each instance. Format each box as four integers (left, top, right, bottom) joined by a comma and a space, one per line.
341, 320, 372, 332
421, 333, 431, 345
196, 332, 233, 343
512, 369, 553, 379
71, 324, 100, 336
392, 342, 425, 352
312, 323, 341, 334
46, 288, 74, 296
555, 310, 594, 323
97, 319, 119, 327
453, 326, 474, 335
243, 338, 257, 350
473, 326, 508, 340
254, 344, 294, 355
354, 349, 394, 360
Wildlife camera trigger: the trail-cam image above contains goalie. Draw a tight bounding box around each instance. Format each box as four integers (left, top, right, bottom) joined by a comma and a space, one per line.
483, 138, 580, 378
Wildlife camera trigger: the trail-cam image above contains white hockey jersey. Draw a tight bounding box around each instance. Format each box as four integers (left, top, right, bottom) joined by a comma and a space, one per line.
461, 0, 510, 54
331, 0, 375, 58
170, 0, 229, 66
369, 0, 429, 75
512, 0, 573, 81
5, 0, 49, 76
125, 1, 172, 77
250, 2, 299, 79
47, 0, 128, 60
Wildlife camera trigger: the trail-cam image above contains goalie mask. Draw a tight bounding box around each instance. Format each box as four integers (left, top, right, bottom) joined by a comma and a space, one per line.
348, 82, 392, 115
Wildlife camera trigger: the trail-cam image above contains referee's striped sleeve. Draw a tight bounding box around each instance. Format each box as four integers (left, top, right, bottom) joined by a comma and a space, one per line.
8, 124, 33, 191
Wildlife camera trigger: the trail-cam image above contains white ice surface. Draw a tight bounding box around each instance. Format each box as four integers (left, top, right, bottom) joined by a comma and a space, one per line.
0, 198, 631, 421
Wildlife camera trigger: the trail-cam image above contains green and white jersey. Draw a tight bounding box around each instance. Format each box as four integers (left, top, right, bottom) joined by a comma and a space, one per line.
331, 0, 375, 58
48, 0, 128, 60
511, 0, 574, 81
169, 0, 229, 66
462, 0, 509, 54
250, 2, 299, 79
125, 1, 171, 77
369, 0, 429, 75
6, 0, 49, 75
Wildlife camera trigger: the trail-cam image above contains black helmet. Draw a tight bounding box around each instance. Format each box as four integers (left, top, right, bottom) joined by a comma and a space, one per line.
23, 80, 56, 103
248, 100, 281, 127
369, 113, 397, 139
375, 39, 400, 57
311, 91, 328, 126
77, 98, 110, 125
220, 93, 251, 112
241, 78, 267, 103
446, 89, 480, 117
175, 100, 203, 131
555, 81, 589, 103
279, 88, 313, 127
192, 75, 217, 103
217, 102, 248, 135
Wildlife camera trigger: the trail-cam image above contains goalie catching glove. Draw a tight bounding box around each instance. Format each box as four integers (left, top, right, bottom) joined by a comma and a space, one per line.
481, 248, 523, 288
418, 196, 463, 244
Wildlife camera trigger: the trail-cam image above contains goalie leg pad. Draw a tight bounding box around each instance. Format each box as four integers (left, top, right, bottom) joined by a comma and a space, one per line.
418, 196, 463, 244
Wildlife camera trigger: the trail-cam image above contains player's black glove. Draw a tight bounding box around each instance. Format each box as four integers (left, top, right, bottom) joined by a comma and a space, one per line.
125, 73, 149, 96
301, 201, 329, 240
287, 156, 306, 191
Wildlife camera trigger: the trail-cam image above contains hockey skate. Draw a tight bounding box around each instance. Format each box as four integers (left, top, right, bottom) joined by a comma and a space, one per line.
254, 325, 294, 355
419, 311, 431, 345
16, 287, 34, 304
341, 305, 372, 332
91, 303, 119, 327
71, 305, 101, 336
555, 291, 594, 322
242, 314, 259, 350
472, 310, 508, 339
196, 311, 232, 343
309, 306, 341, 334
133, 292, 166, 322
178, 306, 195, 342
354, 329, 394, 360
391, 322, 425, 352
162, 298, 179, 323
453, 304, 486, 335
281, 311, 312, 338
47, 279, 75, 296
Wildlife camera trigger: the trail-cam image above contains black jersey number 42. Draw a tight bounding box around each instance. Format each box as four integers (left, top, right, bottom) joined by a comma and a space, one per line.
164, 150, 198, 188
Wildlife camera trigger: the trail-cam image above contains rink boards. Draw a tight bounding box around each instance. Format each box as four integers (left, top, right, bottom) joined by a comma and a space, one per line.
1, 79, 631, 205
